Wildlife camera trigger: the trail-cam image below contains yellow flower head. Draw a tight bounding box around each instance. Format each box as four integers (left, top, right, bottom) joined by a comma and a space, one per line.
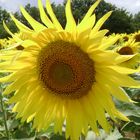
132, 30, 140, 43
0, 38, 9, 50
116, 39, 140, 68
99, 33, 120, 50
0, 0, 140, 140
113, 33, 130, 45
0, 32, 27, 50
121, 33, 131, 42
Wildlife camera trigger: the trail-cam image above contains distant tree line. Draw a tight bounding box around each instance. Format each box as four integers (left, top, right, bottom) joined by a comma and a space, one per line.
0, 0, 140, 38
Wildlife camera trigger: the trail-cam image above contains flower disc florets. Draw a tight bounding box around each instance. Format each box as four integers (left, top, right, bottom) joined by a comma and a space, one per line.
118, 46, 133, 55
37, 40, 95, 99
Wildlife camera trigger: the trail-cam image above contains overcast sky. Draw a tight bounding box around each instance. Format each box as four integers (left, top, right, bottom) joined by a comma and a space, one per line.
0, 0, 139, 14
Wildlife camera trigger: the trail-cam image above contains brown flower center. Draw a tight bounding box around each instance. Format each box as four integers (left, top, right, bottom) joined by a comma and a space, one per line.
37, 41, 95, 99
16, 45, 24, 50
118, 46, 133, 55
123, 36, 129, 42
134, 34, 140, 42
114, 39, 120, 45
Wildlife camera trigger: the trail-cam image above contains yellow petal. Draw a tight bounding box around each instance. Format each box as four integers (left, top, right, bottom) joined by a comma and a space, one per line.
108, 65, 137, 74
109, 85, 132, 102
8, 83, 28, 103
0, 68, 27, 83
77, 14, 96, 32
38, 0, 54, 28
20, 6, 46, 31
66, 100, 84, 140
97, 67, 140, 88
115, 55, 135, 64
3, 21, 22, 42
81, 95, 99, 134
65, 0, 76, 32
10, 14, 32, 33
21, 39, 40, 48
91, 50, 118, 64
3, 75, 30, 95
92, 89, 111, 132
46, 0, 63, 30
92, 11, 112, 33
90, 29, 109, 39
99, 36, 119, 50
115, 111, 130, 121
80, 0, 101, 24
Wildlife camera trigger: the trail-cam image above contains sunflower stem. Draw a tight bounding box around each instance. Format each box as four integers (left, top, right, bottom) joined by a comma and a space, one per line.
80, 134, 85, 140
0, 86, 10, 139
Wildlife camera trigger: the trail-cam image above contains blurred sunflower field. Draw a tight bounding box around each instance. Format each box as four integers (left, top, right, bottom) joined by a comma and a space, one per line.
0, 0, 140, 140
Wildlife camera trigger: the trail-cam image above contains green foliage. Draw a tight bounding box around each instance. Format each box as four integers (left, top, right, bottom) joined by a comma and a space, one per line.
52, 3, 66, 28
0, 0, 140, 38
104, 9, 135, 34
133, 12, 140, 31
0, 7, 10, 23
114, 77, 140, 140
64, 0, 138, 34
14, 4, 41, 29
0, 7, 18, 39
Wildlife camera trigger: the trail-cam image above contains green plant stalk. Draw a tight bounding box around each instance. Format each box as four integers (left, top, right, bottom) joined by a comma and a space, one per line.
0, 88, 10, 139
80, 134, 85, 140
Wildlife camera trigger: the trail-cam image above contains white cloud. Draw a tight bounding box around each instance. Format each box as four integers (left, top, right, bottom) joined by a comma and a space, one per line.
0, 0, 7, 3
0, 0, 139, 14
0, 0, 58, 12
105, 0, 140, 14
0, 0, 21, 12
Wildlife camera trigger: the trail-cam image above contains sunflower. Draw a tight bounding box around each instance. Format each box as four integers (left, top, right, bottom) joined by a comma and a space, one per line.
0, 38, 9, 50
113, 33, 130, 45
116, 39, 140, 68
0, 40, 3, 50
99, 33, 120, 50
121, 33, 130, 42
132, 31, 140, 43
0, 30, 28, 51
0, 0, 140, 140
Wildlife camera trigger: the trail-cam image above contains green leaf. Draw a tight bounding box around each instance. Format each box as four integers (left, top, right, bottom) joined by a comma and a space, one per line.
0, 112, 4, 118
115, 99, 140, 117
50, 134, 66, 140
121, 121, 140, 132
0, 126, 5, 131
129, 116, 140, 125
124, 87, 140, 99
9, 119, 20, 130
36, 124, 54, 138
13, 129, 29, 138
0, 137, 8, 140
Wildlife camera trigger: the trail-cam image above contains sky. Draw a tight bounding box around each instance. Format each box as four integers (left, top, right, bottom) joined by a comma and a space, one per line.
0, 0, 139, 15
